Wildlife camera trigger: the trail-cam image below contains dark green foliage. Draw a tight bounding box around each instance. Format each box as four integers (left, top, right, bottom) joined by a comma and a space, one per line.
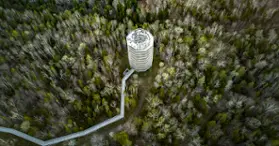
193, 94, 208, 114
113, 131, 132, 146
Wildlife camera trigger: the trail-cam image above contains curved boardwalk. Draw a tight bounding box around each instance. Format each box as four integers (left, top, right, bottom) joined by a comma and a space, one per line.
0, 69, 135, 146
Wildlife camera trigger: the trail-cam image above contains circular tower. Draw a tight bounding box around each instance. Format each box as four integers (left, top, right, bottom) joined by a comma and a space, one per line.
126, 28, 154, 72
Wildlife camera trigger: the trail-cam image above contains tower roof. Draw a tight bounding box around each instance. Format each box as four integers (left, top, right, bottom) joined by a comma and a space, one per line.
126, 28, 154, 51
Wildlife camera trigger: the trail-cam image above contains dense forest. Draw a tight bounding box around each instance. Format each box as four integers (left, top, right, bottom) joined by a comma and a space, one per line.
0, 0, 279, 145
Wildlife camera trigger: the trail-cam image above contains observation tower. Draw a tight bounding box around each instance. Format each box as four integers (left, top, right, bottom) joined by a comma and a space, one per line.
126, 28, 154, 72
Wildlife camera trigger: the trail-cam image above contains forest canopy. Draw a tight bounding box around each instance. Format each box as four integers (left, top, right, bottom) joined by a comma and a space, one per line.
0, 0, 279, 146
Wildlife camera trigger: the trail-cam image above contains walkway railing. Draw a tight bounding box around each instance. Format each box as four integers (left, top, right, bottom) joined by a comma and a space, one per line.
0, 69, 135, 146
